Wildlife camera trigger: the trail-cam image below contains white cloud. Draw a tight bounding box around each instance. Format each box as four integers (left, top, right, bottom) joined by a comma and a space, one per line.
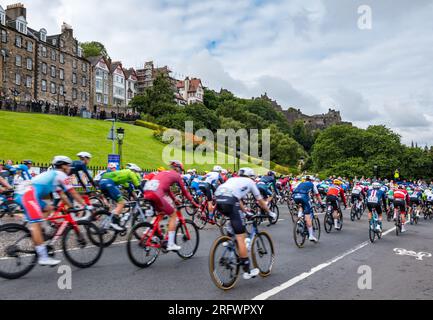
10, 0, 433, 145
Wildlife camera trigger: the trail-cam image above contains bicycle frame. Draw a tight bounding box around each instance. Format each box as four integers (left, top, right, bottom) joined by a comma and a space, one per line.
141, 209, 191, 249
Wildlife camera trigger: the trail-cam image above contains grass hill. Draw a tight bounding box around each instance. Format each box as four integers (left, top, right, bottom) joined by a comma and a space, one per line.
0, 111, 266, 173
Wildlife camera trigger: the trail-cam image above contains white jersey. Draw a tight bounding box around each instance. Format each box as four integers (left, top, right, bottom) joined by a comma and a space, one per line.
204, 172, 221, 185
215, 177, 262, 201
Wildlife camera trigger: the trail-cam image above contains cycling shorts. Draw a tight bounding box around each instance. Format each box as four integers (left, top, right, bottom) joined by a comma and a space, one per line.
14, 186, 46, 223
257, 184, 273, 199
199, 182, 214, 201
293, 193, 314, 218
367, 202, 383, 215
327, 195, 340, 211
99, 179, 124, 203
393, 199, 406, 213
409, 198, 420, 206
143, 191, 175, 216
216, 196, 245, 235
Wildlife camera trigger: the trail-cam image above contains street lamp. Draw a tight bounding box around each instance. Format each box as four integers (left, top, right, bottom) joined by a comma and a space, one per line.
117, 127, 125, 166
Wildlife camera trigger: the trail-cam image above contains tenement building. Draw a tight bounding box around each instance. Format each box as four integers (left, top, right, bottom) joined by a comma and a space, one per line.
0, 3, 90, 111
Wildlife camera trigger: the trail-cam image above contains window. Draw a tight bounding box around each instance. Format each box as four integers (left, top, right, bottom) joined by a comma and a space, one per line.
60, 40, 64, 48
0, 12, 5, 26
27, 41, 33, 52
82, 76, 87, 87
41, 80, 47, 92
41, 46, 47, 57
72, 73, 77, 84
96, 94, 101, 103
59, 85, 64, 96
51, 66, 56, 78
15, 36, 21, 47
81, 92, 87, 102
77, 47, 82, 58
1, 30, 7, 43
96, 79, 103, 92
52, 38, 57, 46
104, 95, 108, 105
96, 69, 102, 77
72, 88, 77, 100
26, 58, 32, 70
72, 60, 77, 69
16, 19, 27, 34
59, 69, 64, 80
82, 63, 87, 72
42, 63, 47, 74
15, 55, 22, 67
51, 50, 56, 61
103, 72, 108, 80
15, 73, 21, 85
50, 82, 56, 94
40, 29, 47, 42
26, 76, 32, 88
60, 53, 64, 64
104, 83, 108, 94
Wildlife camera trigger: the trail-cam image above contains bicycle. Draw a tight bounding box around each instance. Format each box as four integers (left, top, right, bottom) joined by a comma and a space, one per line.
0, 204, 103, 280
350, 198, 364, 222
369, 207, 383, 243
126, 205, 199, 268
293, 204, 321, 248
410, 203, 420, 225
192, 194, 227, 230
91, 197, 153, 247
324, 202, 344, 233
423, 202, 433, 220
209, 213, 274, 290
0, 190, 21, 220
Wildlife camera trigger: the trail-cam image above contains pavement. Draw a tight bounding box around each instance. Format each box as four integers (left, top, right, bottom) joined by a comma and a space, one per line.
0, 206, 432, 300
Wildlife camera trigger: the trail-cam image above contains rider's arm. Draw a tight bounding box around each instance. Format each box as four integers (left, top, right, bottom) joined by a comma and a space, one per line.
0, 176, 12, 189
340, 188, 347, 206
177, 176, 195, 203
251, 183, 270, 213
82, 166, 97, 189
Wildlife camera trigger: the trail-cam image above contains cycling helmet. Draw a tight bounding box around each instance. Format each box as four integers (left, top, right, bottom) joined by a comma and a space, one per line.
213, 166, 223, 173
305, 175, 313, 181
169, 160, 184, 172
333, 179, 342, 185
268, 171, 276, 177
239, 168, 255, 178
77, 152, 92, 159
52, 156, 72, 168
23, 160, 33, 165
126, 163, 142, 173
157, 167, 166, 172
221, 169, 228, 175
372, 182, 381, 189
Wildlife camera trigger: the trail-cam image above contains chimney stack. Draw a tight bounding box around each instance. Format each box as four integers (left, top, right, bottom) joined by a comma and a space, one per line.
6, 3, 26, 20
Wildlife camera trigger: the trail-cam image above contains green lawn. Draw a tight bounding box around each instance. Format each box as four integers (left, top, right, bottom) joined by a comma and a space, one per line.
0, 111, 266, 172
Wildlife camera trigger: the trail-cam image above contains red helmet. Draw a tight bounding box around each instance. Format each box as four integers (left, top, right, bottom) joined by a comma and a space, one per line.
169, 160, 184, 172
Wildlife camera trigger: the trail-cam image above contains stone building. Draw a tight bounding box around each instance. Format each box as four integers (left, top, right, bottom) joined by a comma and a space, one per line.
0, 3, 90, 110
0, 3, 36, 103
136, 61, 176, 94
176, 77, 204, 105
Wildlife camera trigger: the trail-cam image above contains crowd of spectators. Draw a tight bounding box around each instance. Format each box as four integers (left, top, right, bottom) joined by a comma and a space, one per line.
0, 99, 141, 122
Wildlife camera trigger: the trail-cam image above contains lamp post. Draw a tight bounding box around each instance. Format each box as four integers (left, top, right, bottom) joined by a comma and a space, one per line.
117, 127, 125, 167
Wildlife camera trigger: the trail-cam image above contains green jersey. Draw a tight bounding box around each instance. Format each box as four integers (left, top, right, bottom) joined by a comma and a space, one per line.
102, 169, 141, 188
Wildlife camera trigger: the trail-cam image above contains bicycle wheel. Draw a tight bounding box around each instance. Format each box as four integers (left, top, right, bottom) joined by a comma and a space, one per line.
214, 210, 227, 228
176, 220, 199, 260
90, 196, 106, 210
62, 220, 104, 268
338, 209, 344, 231
313, 216, 321, 241
268, 203, 279, 225
0, 224, 37, 280
324, 213, 333, 233
293, 219, 307, 248
350, 207, 356, 222
209, 236, 240, 291
193, 209, 208, 230
369, 222, 376, 243
91, 210, 118, 247
127, 222, 160, 268
252, 231, 274, 277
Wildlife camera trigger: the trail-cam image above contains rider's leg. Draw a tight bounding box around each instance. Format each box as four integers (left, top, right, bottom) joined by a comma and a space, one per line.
167, 210, 178, 248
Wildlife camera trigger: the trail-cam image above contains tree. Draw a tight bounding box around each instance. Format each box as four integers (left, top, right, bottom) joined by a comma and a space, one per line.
80, 41, 109, 59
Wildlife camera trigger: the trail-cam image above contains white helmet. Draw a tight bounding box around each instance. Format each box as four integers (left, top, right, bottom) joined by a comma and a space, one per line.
221, 169, 228, 175
372, 182, 381, 189
77, 152, 92, 159
213, 165, 223, 173
239, 168, 255, 178
126, 163, 142, 172
187, 169, 194, 174
52, 156, 72, 167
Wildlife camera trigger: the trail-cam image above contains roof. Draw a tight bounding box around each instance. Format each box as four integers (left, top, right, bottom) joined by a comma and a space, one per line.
177, 78, 203, 93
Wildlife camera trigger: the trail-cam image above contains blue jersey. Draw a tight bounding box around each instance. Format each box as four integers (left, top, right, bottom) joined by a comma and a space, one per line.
294, 181, 319, 196
16, 164, 32, 181
23, 170, 73, 199
70, 160, 94, 188
366, 189, 387, 205
259, 176, 279, 196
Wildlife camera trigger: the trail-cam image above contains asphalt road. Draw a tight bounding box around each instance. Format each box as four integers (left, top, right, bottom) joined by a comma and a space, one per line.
0, 206, 432, 300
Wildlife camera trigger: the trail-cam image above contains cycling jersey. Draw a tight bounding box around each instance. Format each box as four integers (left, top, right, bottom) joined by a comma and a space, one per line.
15, 164, 32, 181
102, 169, 141, 188
327, 185, 347, 205
259, 176, 279, 196
70, 160, 95, 189
215, 177, 262, 201
204, 172, 224, 186
293, 181, 319, 217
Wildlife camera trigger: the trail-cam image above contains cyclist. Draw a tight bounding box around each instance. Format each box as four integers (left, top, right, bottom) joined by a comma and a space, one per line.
366, 182, 387, 232
70, 152, 97, 192
199, 166, 225, 216
393, 185, 409, 233
292, 175, 323, 242
409, 186, 423, 222
99, 164, 143, 231
258, 171, 280, 202
15, 160, 33, 182
351, 182, 365, 209
215, 168, 276, 280
143, 160, 199, 252
14, 156, 93, 266
326, 179, 347, 230
4, 160, 17, 186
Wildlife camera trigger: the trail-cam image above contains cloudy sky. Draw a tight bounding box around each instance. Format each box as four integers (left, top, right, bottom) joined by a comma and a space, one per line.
9, 0, 433, 145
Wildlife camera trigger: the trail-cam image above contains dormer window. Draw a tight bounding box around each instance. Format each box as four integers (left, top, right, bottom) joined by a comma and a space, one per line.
52, 38, 57, 46
40, 29, 47, 42
77, 47, 83, 58
16, 16, 27, 35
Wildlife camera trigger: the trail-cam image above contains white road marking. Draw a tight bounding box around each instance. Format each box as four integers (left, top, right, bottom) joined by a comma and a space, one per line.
252, 222, 407, 301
